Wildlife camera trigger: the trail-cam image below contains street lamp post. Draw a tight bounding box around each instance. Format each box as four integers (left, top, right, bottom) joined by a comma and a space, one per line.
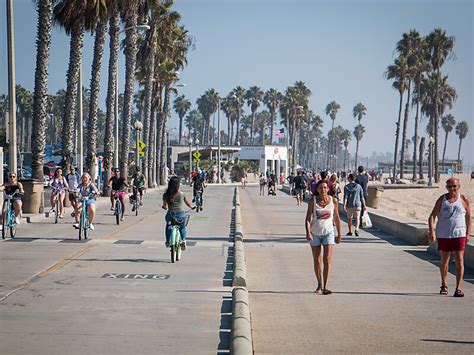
134, 120, 143, 169
428, 136, 434, 187
6, 0, 17, 175
78, 61, 83, 174
217, 97, 221, 183
195, 138, 200, 169
114, 24, 150, 170
188, 137, 193, 181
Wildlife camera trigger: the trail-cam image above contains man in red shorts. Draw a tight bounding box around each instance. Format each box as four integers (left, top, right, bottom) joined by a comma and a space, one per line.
429, 177, 471, 297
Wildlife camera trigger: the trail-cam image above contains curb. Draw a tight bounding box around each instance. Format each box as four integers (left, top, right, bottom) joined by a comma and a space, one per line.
231, 187, 253, 355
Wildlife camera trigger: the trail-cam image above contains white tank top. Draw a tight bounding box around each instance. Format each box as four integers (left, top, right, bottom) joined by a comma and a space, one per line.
311, 196, 334, 236
435, 194, 467, 239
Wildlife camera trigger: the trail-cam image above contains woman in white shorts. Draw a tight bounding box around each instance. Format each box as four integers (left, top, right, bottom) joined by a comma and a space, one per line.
305, 181, 342, 294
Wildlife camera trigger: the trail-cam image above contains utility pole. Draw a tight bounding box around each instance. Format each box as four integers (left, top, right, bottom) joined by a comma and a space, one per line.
78, 61, 83, 174
7, 0, 17, 174
217, 98, 221, 183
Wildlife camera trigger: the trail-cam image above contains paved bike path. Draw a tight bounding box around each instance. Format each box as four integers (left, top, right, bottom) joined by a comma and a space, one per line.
241, 186, 474, 354
0, 186, 234, 354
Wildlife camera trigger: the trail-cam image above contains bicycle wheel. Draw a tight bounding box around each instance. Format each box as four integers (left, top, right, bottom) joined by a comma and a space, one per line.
176, 232, 182, 261
10, 217, 16, 239
135, 194, 139, 216
79, 211, 84, 240
2, 210, 8, 239
115, 201, 120, 225
54, 199, 59, 224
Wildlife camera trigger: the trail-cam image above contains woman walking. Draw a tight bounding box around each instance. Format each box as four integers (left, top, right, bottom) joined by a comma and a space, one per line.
305, 181, 342, 294
429, 177, 471, 297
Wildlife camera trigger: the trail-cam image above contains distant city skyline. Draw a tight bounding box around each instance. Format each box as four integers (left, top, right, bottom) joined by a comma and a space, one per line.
0, 0, 472, 166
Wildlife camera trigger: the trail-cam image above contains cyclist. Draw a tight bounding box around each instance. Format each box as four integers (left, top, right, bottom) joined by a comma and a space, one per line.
191, 169, 206, 209
49, 168, 68, 219
73, 173, 99, 230
0, 172, 24, 225
130, 166, 146, 211
162, 176, 194, 249
66, 166, 81, 217
108, 168, 128, 221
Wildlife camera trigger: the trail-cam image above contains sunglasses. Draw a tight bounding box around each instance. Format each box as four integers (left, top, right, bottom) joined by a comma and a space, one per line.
447, 185, 458, 188
9, 175, 16, 178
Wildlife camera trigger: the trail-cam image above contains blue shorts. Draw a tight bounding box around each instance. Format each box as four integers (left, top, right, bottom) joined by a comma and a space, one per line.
309, 232, 335, 246
82, 199, 95, 208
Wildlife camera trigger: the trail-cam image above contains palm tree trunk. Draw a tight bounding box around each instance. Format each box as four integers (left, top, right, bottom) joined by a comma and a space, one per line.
434, 69, 440, 182
142, 41, 155, 185
250, 111, 255, 145
102, 13, 119, 195
61, 25, 84, 174
119, 9, 138, 177
411, 84, 420, 181
392, 91, 403, 181
418, 136, 425, 179
270, 110, 274, 144
235, 114, 240, 145
31, 0, 53, 180
326, 119, 335, 168
178, 115, 183, 146
86, 19, 107, 177
147, 107, 156, 187
442, 130, 449, 168
227, 116, 231, 145
399, 81, 411, 179
355, 139, 360, 171
457, 138, 462, 167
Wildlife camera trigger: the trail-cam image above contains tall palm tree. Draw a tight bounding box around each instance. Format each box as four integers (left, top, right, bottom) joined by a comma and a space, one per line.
221, 94, 236, 145
31, 0, 54, 180
385, 56, 409, 180
340, 128, 351, 172
455, 121, 468, 170
173, 94, 191, 145
353, 124, 365, 170
263, 88, 282, 144
103, 9, 120, 193
325, 101, 341, 168
441, 114, 456, 167
230, 86, 246, 145
426, 28, 455, 181
245, 86, 264, 145
86, 14, 108, 176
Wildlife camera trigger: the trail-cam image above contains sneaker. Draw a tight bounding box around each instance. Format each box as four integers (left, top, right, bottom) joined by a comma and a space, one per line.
110, 206, 114, 211
59, 214, 64, 219
120, 217, 125, 222
346, 232, 352, 236
89, 224, 95, 231
355, 230, 359, 237
15, 217, 20, 225
73, 223, 79, 229
180, 241, 187, 250
49, 208, 55, 214
140, 202, 143, 206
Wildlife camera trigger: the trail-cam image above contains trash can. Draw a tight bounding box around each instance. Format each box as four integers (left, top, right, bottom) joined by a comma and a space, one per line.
20, 179, 44, 214
366, 185, 384, 209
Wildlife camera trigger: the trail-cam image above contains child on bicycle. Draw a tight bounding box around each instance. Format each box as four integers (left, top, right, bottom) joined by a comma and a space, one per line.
130, 166, 146, 211
0, 172, 24, 225
73, 173, 99, 231
162, 176, 194, 249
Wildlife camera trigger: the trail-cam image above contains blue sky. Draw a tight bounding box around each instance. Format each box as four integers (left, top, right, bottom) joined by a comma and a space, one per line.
0, 0, 472, 165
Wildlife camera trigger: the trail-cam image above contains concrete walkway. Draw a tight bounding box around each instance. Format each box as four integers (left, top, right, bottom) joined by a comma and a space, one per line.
241, 186, 474, 354
0, 186, 234, 354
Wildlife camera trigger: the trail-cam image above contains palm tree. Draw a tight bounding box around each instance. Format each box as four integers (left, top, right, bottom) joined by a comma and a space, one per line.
173, 94, 191, 145
353, 124, 365, 170
263, 88, 282, 144
325, 101, 341, 168
245, 86, 264, 145
426, 28, 455, 181
230, 86, 246, 145
86, 13, 108, 176
455, 121, 468, 170
340, 128, 351, 172
385, 56, 409, 180
441, 114, 456, 167
31, 0, 54, 180
221, 94, 236, 145
103, 9, 120, 193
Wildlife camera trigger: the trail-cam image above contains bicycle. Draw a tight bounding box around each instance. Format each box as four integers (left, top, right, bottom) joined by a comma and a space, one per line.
2, 190, 21, 239
51, 187, 62, 224
132, 187, 141, 216
195, 191, 203, 212
77, 194, 90, 240
112, 190, 123, 225
168, 213, 191, 263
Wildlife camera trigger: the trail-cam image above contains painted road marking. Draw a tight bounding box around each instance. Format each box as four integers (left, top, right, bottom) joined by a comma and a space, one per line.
102, 273, 170, 280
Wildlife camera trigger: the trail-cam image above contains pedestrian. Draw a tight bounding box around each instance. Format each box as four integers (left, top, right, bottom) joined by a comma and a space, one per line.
305, 180, 342, 294
343, 173, 366, 236
355, 166, 369, 225
259, 173, 266, 196
328, 174, 341, 201
66, 166, 81, 217
241, 171, 247, 189
428, 177, 471, 297
309, 172, 319, 196
293, 171, 305, 206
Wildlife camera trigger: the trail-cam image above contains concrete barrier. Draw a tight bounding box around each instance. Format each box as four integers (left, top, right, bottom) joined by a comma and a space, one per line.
233, 240, 247, 287
231, 286, 253, 355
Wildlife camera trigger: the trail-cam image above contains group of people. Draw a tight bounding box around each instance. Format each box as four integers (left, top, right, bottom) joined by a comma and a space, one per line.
258, 169, 278, 196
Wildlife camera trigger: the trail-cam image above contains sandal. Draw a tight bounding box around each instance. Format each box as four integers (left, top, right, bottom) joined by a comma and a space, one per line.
453, 289, 464, 298
439, 285, 448, 295
322, 289, 332, 295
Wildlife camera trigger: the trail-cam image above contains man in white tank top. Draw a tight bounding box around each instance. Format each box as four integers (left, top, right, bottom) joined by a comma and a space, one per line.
429, 178, 471, 297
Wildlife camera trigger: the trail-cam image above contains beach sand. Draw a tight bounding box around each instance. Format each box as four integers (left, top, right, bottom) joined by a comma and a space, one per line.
375, 173, 473, 235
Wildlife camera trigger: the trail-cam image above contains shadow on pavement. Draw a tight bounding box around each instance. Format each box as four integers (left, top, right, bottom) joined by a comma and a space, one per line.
217, 296, 232, 354
68, 258, 169, 263
421, 339, 474, 344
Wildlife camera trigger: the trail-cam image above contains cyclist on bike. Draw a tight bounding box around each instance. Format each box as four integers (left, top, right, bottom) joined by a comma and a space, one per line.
162, 176, 194, 249
108, 168, 128, 221
49, 168, 68, 219
0, 172, 24, 224
66, 166, 81, 217
73, 173, 99, 230
130, 166, 146, 211
191, 169, 206, 209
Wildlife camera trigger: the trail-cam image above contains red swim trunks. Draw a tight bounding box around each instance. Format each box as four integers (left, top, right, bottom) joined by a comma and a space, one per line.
437, 237, 467, 252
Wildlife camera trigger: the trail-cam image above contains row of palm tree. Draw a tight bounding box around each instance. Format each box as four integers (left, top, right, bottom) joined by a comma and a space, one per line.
28, 0, 191, 191
385, 28, 469, 181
